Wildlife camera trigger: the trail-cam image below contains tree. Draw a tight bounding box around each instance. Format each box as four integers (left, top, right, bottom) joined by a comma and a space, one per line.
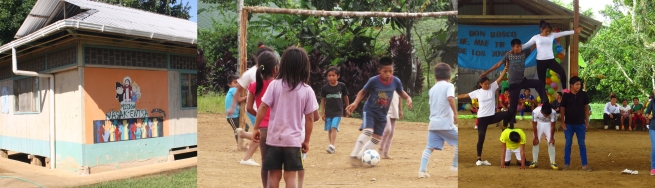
550, 0, 595, 17
0, 0, 36, 45
96, 0, 192, 19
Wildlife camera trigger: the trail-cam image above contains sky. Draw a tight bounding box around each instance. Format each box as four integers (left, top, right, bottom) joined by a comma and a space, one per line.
186, 0, 197, 23
560, 0, 614, 23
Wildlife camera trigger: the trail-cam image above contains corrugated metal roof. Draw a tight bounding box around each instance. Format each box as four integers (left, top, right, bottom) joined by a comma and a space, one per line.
15, 0, 196, 41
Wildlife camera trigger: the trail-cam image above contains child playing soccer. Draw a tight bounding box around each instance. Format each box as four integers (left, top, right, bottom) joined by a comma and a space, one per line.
500, 128, 528, 169
379, 91, 401, 159
458, 63, 509, 166
225, 75, 247, 149
321, 67, 350, 154
521, 20, 583, 93
418, 63, 458, 178
480, 39, 548, 129
529, 103, 558, 170
252, 46, 318, 188
345, 57, 413, 167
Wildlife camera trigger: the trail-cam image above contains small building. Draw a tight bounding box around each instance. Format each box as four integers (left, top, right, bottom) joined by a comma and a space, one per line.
457, 0, 601, 99
0, 0, 197, 174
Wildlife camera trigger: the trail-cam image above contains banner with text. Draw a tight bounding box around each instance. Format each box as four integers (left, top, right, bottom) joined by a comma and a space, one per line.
458, 25, 540, 70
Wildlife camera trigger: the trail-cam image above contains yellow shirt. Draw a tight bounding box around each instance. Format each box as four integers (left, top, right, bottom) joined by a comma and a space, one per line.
500, 128, 526, 150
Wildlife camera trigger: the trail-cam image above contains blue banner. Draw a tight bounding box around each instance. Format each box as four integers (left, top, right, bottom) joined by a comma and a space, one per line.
458, 25, 540, 70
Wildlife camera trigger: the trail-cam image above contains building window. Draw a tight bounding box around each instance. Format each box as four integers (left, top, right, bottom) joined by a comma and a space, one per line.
14, 77, 39, 113
181, 73, 197, 108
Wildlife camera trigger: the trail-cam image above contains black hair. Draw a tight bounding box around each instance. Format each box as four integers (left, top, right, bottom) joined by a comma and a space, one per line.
379, 57, 394, 68
254, 46, 275, 65
634, 97, 639, 100
325, 66, 340, 77
569, 76, 583, 86
255, 51, 279, 96
557, 92, 563, 96
434, 63, 451, 80
116, 82, 122, 89
541, 103, 552, 116
257, 42, 265, 48
227, 75, 240, 84
623, 98, 628, 102
610, 95, 617, 99
509, 131, 521, 143
540, 20, 552, 30
524, 89, 531, 93
511, 38, 522, 46
277, 46, 310, 91
478, 76, 490, 88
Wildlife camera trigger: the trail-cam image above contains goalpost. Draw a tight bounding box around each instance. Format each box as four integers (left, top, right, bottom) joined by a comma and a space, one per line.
235, 0, 458, 129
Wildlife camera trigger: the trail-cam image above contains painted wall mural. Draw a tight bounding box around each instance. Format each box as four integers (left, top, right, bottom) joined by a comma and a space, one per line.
84, 68, 168, 144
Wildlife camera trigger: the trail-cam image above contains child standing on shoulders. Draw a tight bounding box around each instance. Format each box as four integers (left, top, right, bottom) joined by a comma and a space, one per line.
252, 46, 318, 188
418, 63, 458, 178
225, 75, 247, 149
345, 57, 413, 167
500, 128, 529, 169
379, 91, 402, 159
321, 67, 350, 154
529, 103, 558, 170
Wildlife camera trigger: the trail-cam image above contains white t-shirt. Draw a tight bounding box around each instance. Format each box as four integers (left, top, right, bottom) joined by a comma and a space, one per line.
467, 81, 499, 118
522, 30, 574, 60
532, 106, 556, 125
619, 105, 631, 115
387, 91, 400, 119
428, 81, 455, 130
237, 66, 258, 110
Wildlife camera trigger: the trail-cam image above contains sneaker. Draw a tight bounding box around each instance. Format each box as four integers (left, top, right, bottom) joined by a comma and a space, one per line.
474, 125, 478, 130
239, 159, 260, 166
604, 125, 608, 130
235, 128, 245, 150
326, 145, 336, 154
418, 171, 431, 178
650, 169, 655, 175
550, 163, 559, 170
528, 162, 537, 169
450, 166, 458, 172
616, 126, 620, 130
520, 116, 524, 120
476, 160, 491, 166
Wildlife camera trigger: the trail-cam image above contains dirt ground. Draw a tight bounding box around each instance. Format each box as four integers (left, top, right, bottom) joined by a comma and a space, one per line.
197, 113, 457, 188
458, 117, 654, 188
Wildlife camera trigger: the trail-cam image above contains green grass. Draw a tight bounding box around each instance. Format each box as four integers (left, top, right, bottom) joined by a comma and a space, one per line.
198, 92, 225, 114
457, 103, 605, 120
398, 91, 430, 123
76, 167, 196, 188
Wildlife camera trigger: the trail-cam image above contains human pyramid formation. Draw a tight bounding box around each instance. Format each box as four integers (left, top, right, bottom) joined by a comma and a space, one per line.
458, 20, 593, 171
224, 42, 458, 188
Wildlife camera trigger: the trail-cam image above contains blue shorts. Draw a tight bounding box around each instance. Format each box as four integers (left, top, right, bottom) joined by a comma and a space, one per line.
426, 129, 458, 150
248, 113, 256, 126
359, 112, 387, 136
324, 117, 341, 131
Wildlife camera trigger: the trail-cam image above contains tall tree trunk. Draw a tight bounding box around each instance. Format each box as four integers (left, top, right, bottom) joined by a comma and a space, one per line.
405, 0, 416, 96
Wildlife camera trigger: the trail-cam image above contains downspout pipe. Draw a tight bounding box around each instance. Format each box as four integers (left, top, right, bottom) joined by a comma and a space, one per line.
12, 47, 55, 170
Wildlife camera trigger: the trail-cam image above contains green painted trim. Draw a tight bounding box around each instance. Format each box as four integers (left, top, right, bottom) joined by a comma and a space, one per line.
179, 72, 197, 109
82, 45, 86, 66
175, 69, 197, 74
44, 54, 48, 70
167, 54, 171, 70
44, 45, 78, 70
82, 45, 169, 56
43, 64, 78, 73
180, 107, 197, 110
13, 112, 40, 115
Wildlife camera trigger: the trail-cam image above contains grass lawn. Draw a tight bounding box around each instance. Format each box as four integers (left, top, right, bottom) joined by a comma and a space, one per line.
76, 167, 197, 188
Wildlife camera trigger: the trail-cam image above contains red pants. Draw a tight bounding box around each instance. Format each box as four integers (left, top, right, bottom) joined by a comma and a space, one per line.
632, 114, 646, 125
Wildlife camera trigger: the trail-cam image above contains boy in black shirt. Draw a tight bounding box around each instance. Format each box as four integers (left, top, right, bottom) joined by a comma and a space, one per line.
321, 67, 350, 154
560, 76, 592, 171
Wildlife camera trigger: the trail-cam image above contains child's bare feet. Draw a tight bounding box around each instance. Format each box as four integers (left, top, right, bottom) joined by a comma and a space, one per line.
381, 152, 393, 159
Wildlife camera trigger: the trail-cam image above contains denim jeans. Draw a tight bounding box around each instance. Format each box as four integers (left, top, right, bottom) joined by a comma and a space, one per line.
564, 124, 587, 166
650, 129, 655, 169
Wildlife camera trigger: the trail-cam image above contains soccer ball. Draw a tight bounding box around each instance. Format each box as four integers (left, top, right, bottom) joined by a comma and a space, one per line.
361, 149, 380, 167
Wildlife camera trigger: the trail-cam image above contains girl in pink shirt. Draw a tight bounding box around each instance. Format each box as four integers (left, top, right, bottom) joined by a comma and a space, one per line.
253, 46, 318, 188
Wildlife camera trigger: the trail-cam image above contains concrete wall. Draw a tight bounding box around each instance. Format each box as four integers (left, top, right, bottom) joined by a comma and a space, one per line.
167, 71, 197, 148
53, 68, 85, 172
0, 77, 51, 157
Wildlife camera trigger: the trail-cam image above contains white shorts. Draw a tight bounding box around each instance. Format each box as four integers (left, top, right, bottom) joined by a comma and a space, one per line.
534, 122, 552, 142
504, 148, 521, 162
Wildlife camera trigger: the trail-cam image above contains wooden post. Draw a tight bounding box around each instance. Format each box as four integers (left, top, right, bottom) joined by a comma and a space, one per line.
571, 0, 579, 77
483, 0, 487, 15
237, 0, 249, 129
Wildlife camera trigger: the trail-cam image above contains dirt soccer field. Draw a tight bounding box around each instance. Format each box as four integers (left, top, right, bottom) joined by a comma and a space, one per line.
458, 117, 654, 188
197, 113, 457, 187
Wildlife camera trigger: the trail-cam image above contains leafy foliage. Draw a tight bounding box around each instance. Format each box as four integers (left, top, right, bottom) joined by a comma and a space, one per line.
0, 0, 36, 45
389, 35, 424, 95
339, 57, 379, 114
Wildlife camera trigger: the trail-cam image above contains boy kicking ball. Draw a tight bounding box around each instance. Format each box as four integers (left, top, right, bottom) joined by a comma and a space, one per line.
529, 103, 558, 170
345, 57, 413, 167
500, 128, 530, 169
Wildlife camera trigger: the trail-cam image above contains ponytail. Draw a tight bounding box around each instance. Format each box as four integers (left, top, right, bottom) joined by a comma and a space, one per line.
539, 20, 552, 30
255, 51, 279, 96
